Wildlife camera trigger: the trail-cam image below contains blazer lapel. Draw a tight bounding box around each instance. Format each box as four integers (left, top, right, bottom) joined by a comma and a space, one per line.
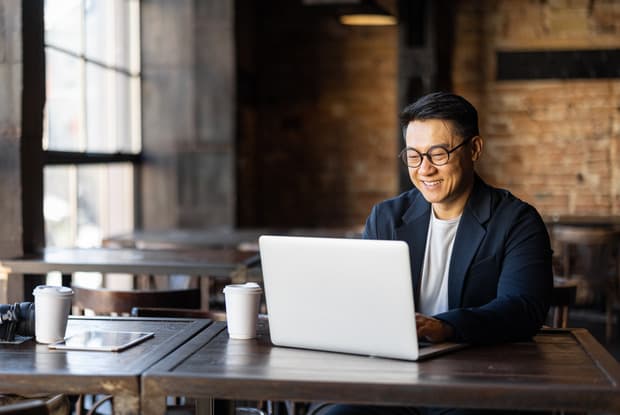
395, 193, 431, 305
448, 176, 492, 308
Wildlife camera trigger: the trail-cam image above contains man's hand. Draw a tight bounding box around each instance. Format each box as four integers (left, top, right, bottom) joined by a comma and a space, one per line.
416, 313, 454, 343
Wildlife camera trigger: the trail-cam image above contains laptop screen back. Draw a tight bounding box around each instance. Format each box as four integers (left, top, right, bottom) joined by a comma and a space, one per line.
259, 235, 422, 360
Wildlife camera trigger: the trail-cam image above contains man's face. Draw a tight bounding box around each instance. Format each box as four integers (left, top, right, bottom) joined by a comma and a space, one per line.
404, 119, 481, 219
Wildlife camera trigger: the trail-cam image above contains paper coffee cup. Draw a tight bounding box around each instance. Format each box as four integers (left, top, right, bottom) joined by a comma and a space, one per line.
223, 282, 262, 339
32, 285, 74, 344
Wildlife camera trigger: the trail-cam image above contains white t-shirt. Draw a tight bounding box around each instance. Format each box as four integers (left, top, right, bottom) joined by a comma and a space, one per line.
418, 209, 461, 316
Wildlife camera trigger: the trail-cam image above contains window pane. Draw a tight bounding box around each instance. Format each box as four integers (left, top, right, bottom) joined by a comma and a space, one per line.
77, 166, 102, 247
105, 164, 134, 236
44, 165, 76, 247
115, 74, 131, 152
44, 164, 134, 249
77, 164, 134, 247
84, 0, 108, 66
111, 0, 134, 71
84, 0, 138, 71
44, 0, 82, 54
45, 49, 83, 151
85, 62, 112, 152
44, 0, 140, 154
129, 76, 142, 153
86, 64, 138, 153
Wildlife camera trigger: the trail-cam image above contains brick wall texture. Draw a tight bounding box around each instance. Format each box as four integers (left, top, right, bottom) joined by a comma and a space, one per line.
239, 0, 620, 227
237, 0, 398, 227
453, 0, 620, 216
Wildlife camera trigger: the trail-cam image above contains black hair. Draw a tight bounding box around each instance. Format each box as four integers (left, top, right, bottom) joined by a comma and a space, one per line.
399, 92, 479, 140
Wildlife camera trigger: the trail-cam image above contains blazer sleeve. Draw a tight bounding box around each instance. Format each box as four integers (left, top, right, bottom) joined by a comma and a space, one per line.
362, 205, 379, 239
435, 205, 553, 344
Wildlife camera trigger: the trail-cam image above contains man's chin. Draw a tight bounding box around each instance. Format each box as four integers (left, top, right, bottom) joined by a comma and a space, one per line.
418, 190, 444, 204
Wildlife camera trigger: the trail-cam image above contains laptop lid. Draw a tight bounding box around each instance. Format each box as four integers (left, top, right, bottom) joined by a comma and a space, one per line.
258, 235, 465, 361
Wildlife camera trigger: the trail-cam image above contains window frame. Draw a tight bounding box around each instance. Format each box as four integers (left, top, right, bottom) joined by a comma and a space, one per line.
22, 0, 143, 255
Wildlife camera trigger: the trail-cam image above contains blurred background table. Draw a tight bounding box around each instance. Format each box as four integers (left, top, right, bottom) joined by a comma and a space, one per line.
103, 226, 364, 252
544, 214, 620, 229
0, 247, 259, 307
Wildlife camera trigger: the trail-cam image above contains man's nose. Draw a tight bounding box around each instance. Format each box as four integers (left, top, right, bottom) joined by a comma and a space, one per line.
417, 155, 436, 174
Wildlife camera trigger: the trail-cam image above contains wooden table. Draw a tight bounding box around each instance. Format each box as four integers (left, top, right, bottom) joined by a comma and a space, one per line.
142, 322, 620, 414
0, 315, 210, 415
0, 247, 259, 305
543, 214, 620, 228
103, 226, 363, 251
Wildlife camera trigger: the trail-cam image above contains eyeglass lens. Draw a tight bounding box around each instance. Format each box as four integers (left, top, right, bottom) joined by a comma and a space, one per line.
401, 147, 450, 167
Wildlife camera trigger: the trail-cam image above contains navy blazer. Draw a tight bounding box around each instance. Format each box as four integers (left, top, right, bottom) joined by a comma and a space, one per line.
363, 175, 553, 344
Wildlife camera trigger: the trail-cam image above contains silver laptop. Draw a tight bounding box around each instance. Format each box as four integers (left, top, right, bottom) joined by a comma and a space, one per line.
258, 235, 466, 361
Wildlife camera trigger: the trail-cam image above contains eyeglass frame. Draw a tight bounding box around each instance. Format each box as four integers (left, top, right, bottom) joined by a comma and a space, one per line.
398, 135, 475, 168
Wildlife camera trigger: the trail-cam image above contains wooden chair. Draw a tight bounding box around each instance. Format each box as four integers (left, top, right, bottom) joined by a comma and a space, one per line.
550, 276, 578, 328
130, 306, 226, 321
72, 286, 202, 315
0, 394, 69, 415
0, 401, 47, 415
552, 225, 619, 340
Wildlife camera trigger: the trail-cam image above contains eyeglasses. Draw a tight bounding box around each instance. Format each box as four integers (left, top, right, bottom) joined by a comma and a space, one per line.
398, 136, 474, 168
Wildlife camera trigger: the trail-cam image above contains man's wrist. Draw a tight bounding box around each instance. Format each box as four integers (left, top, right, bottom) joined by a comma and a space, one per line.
440, 320, 455, 340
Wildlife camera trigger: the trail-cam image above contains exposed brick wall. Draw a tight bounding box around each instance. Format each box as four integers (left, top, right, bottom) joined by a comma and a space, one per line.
453, 0, 620, 216
237, 0, 398, 228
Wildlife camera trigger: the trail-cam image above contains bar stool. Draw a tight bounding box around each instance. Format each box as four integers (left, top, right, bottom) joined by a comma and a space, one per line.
552, 225, 619, 341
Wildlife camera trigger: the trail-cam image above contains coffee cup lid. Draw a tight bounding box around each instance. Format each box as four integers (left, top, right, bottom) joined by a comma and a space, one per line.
223, 282, 262, 294
32, 285, 74, 297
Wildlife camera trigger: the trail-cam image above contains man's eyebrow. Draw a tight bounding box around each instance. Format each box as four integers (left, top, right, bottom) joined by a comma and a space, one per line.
407, 141, 452, 150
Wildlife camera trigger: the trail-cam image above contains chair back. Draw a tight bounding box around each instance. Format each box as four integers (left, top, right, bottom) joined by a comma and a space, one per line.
0, 400, 47, 415
551, 225, 619, 338
550, 276, 578, 328
0, 394, 69, 415
130, 306, 226, 321
552, 226, 617, 282
72, 286, 201, 315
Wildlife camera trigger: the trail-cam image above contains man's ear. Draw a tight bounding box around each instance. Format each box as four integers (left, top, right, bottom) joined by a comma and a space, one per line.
471, 136, 483, 161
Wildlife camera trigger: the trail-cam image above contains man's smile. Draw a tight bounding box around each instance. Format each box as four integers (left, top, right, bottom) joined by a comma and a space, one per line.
421, 179, 442, 188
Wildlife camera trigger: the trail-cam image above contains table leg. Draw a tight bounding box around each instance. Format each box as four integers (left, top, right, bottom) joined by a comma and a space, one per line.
141, 379, 168, 415
200, 275, 211, 311
111, 393, 140, 415
195, 397, 214, 415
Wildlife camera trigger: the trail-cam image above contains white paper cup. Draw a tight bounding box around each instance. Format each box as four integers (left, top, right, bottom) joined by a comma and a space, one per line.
223, 282, 263, 339
32, 285, 74, 344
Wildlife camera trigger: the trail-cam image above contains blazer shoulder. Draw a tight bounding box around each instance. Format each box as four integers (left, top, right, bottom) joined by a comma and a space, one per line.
372, 188, 420, 219
484, 183, 546, 230
364, 188, 422, 239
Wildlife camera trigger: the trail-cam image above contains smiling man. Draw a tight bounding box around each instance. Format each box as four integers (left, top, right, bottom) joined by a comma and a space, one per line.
364, 92, 553, 346
322, 93, 553, 415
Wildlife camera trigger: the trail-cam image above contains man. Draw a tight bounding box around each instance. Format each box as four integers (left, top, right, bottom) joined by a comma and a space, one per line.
322, 92, 553, 415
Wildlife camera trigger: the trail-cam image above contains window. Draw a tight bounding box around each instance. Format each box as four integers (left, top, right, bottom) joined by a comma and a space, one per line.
43, 0, 141, 287
43, 0, 140, 247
